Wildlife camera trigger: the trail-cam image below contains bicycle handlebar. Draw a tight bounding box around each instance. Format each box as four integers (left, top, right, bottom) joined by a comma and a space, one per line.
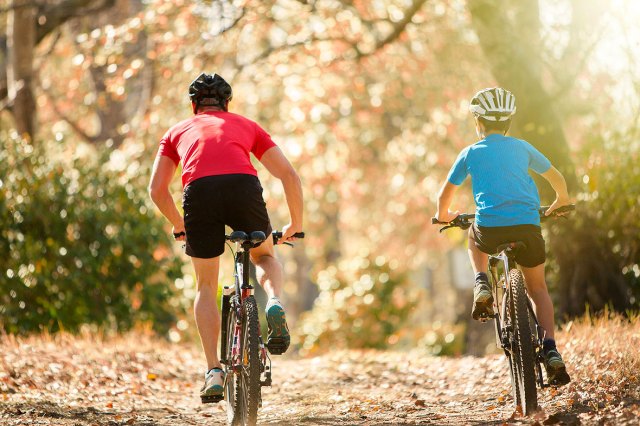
432, 204, 575, 233
272, 231, 305, 246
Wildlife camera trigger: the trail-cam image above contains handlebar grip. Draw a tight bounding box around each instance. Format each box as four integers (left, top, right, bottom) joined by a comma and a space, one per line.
272, 231, 305, 245
540, 204, 576, 216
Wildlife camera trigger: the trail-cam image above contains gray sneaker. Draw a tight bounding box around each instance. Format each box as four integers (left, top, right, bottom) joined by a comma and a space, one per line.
200, 367, 224, 403
472, 281, 494, 320
266, 298, 290, 355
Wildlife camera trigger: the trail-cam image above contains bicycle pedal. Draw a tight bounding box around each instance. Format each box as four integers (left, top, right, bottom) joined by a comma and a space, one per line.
200, 394, 223, 404
266, 338, 289, 355
260, 372, 271, 386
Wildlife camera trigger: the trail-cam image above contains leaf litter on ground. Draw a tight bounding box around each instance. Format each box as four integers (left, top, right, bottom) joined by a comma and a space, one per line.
0, 313, 638, 425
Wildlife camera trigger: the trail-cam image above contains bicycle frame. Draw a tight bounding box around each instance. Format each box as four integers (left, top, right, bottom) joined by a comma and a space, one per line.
221, 238, 272, 385
488, 247, 547, 389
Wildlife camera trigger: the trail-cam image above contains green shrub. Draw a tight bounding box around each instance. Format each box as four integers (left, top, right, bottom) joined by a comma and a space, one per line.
0, 132, 184, 334
547, 130, 640, 316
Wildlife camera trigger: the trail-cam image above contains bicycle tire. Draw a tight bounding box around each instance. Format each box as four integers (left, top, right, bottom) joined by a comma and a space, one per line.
224, 296, 241, 425
236, 296, 262, 426
509, 269, 538, 415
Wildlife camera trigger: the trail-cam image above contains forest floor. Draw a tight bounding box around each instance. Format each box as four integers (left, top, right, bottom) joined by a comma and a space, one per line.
1, 315, 639, 426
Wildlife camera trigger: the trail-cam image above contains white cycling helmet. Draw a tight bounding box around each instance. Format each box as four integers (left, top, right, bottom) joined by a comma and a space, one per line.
469, 87, 516, 122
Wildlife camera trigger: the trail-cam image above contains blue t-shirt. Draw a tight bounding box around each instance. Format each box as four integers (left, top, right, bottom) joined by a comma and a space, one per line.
447, 134, 551, 227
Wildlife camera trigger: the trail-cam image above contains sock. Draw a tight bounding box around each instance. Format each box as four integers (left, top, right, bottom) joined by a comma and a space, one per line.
475, 272, 488, 283
543, 338, 556, 352
207, 367, 222, 375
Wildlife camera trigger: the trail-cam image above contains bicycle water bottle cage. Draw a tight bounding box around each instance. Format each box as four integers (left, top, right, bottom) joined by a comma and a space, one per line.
250, 231, 266, 245
496, 241, 527, 254
229, 231, 249, 243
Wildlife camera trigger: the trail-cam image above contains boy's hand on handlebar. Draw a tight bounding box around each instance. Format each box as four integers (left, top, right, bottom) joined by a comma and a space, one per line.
435, 209, 460, 223
545, 197, 573, 216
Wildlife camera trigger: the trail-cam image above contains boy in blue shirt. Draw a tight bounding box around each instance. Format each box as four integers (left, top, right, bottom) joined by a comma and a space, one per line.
435, 87, 571, 386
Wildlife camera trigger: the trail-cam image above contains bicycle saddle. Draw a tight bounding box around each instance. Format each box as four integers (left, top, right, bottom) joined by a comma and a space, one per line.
229, 231, 249, 243
496, 241, 527, 253
228, 230, 266, 245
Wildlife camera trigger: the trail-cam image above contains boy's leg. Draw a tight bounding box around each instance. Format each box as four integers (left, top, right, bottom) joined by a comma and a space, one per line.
467, 227, 489, 275
520, 263, 555, 339
521, 263, 571, 386
468, 227, 493, 320
250, 237, 290, 355
191, 256, 225, 398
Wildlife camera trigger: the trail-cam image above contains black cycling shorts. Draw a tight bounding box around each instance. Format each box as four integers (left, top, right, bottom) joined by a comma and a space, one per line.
471, 223, 546, 268
183, 174, 272, 259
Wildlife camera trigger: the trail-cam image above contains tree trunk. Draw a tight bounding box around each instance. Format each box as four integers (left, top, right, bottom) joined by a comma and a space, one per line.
7, 1, 37, 139
468, 0, 577, 196
468, 0, 630, 318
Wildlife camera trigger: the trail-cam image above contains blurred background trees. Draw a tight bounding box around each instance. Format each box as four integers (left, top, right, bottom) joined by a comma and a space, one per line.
1, 0, 638, 351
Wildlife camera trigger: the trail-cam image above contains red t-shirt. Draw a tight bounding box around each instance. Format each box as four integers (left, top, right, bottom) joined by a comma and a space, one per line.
157, 111, 277, 187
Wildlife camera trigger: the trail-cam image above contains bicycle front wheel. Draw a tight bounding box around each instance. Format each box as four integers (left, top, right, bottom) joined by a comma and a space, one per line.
508, 269, 538, 415
237, 296, 262, 425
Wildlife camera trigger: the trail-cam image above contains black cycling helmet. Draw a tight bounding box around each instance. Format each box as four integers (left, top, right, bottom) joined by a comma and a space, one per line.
188, 72, 233, 112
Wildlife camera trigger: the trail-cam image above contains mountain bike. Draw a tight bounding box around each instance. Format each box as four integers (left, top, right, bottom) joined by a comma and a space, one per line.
215, 229, 304, 426
432, 205, 574, 415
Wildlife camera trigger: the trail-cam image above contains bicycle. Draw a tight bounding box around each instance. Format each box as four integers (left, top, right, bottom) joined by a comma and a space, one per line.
432, 205, 574, 415
211, 229, 304, 426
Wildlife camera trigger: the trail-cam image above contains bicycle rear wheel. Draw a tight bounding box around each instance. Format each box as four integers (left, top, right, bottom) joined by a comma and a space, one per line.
508, 269, 538, 415
224, 296, 240, 424
237, 296, 262, 426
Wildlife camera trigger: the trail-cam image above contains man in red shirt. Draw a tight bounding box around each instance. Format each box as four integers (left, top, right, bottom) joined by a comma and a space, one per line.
148, 73, 304, 401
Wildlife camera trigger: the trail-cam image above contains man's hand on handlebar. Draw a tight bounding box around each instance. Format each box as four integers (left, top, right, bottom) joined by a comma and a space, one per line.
172, 220, 186, 241
278, 223, 303, 244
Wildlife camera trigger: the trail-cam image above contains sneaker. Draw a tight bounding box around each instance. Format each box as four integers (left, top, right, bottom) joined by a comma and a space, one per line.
544, 348, 571, 386
265, 298, 290, 355
200, 367, 224, 403
471, 280, 494, 321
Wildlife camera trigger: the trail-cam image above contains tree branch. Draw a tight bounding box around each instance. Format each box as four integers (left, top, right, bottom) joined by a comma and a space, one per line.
373, 0, 428, 52
41, 85, 97, 145
36, 0, 116, 44
0, 1, 41, 14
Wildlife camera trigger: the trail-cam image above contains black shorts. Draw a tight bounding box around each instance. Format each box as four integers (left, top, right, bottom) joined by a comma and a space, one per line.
183, 174, 272, 258
472, 223, 546, 267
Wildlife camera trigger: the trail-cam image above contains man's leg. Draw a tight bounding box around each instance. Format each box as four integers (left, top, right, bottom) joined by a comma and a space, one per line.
468, 227, 493, 320
250, 236, 283, 298
250, 237, 289, 354
191, 256, 222, 370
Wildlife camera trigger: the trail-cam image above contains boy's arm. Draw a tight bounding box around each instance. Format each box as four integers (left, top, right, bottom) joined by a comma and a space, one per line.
435, 181, 461, 222
540, 166, 571, 215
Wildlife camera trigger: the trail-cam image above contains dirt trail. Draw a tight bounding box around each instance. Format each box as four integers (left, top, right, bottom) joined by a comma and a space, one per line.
1, 334, 639, 425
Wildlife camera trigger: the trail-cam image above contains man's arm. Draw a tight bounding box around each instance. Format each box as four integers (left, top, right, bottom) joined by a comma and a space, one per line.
259, 147, 303, 242
539, 166, 571, 215
148, 155, 185, 240
435, 181, 461, 222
